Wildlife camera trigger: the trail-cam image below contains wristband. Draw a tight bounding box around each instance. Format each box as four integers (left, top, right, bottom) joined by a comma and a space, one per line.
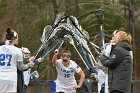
34, 59, 39, 65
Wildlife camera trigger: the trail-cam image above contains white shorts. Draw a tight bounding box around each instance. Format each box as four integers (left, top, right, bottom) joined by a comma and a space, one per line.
56, 86, 76, 93
0, 79, 17, 93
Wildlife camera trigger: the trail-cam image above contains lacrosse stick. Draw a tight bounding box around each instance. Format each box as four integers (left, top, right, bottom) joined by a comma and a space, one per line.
42, 39, 64, 59
80, 44, 91, 69
35, 12, 67, 59
95, 9, 105, 50
41, 25, 52, 43
100, 25, 105, 50
65, 35, 89, 69
32, 13, 67, 79
66, 23, 98, 65
66, 17, 101, 52
32, 25, 52, 78
31, 39, 64, 80
67, 16, 99, 65
53, 12, 68, 28
55, 23, 98, 65
81, 42, 97, 65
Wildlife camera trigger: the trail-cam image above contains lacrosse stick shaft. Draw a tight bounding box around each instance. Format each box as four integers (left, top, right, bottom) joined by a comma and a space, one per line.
72, 44, 89, 69
100, 25, 105, 49
35, 27, 57, 59
42, 40, 64, 59
80, 44, 95, 67
57, 39, 64, 53
66, 35, 89, 69
88, 54, 94, 67
81, 43, 97, 65
80, 45, 91, 68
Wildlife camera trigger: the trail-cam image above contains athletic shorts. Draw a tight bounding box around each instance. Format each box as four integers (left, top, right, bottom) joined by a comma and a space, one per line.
56, 85, 76, 93
51, 81, 76, 93
0, 79, 17, 93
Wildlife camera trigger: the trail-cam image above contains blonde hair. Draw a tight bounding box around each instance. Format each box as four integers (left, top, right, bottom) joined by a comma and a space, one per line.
117, 28, 132, 44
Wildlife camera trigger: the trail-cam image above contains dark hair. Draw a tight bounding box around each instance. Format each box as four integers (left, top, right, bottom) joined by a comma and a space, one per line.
2, 27, 17, 41
61, 47, 71, 55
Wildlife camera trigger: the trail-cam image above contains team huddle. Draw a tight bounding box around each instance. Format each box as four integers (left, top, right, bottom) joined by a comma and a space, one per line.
0, 27, 133, 93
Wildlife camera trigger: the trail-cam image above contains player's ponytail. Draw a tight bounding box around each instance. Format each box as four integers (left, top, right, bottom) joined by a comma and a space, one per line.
6, 27, 18, 40
2, 27, 18, 45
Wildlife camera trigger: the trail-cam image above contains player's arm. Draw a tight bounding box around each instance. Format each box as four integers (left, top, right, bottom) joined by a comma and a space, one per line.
52, 49, 58, 65
77, 70, 85, 88
17, 61, 34, 71
18, 55, 43, 71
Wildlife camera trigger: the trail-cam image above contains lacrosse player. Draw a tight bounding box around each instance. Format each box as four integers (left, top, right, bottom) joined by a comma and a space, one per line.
0, 28, 35, 92
17, 47, 43, 93
52, 47, 85, 93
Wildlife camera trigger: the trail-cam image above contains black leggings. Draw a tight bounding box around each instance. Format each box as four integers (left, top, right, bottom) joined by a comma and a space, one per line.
57, 92, 65, 93
110, 90, 123, 93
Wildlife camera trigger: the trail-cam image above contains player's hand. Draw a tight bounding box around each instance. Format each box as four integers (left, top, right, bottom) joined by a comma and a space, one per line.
96, 78, 99, 82
29, 61, 35, 68
73, 84, 81, 89
37, 58, 43, 63
54, 49, 58, 55
95, 63, 101, 68
29, 56, 35, 62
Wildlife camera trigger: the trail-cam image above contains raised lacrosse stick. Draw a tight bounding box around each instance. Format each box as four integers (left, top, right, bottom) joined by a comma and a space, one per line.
65, 35, 89, 69
35, 12, 67, 59
42, 39, 64, 59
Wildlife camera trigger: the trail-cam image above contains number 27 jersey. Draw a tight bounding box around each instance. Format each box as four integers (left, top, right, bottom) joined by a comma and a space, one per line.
0, 45, 23, 82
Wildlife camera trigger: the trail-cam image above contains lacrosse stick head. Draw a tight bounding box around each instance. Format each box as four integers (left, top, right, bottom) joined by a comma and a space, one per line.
83, 30, 89, 40
67, 16, 82, 30
64, 35, 74, 45
95, 9, 104, 24
67, 16, 79, 25
30, 70, 39, 80
41, 25, 52, 42
53, 12, 67, 28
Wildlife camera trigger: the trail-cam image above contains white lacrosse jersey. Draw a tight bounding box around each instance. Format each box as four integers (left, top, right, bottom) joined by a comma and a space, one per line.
0, 45, 23, 82
23, 69, 31, 86
55, 59, 81, 91
97, 69, 108, 93
103, 43, 112, 57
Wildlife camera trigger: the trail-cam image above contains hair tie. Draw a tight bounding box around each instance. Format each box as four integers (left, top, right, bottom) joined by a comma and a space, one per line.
5, 40, 10, 45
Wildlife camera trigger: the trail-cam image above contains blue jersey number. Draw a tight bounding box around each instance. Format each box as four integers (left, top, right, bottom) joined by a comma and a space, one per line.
64, 74, 70, 78
0, 54, 12, 66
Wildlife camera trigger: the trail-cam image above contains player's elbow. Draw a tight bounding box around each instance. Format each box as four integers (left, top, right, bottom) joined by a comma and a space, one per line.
80, 70, 85, 79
